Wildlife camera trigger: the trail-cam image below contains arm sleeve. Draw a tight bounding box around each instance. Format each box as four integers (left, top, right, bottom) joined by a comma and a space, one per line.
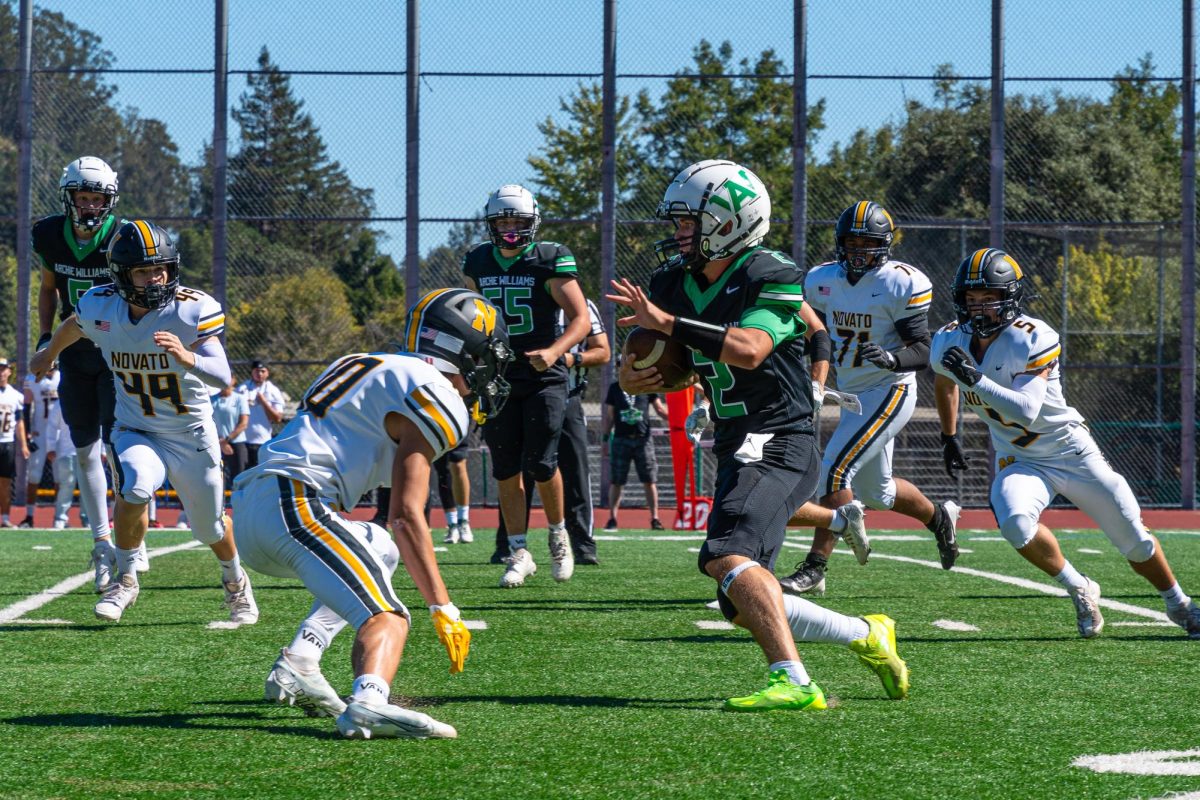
889, 313, 932, 372
973, 373, 1048, 426
190, 337, 233, 389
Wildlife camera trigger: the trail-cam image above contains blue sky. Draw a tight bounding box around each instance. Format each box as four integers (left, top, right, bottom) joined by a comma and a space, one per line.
28, 0, 1188, 259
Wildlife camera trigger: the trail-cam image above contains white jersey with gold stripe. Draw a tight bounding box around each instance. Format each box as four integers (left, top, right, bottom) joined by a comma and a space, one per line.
804, 259, 933, 393
74, 285, 226, 434
234, 353, 468, 511
931, 315, 1085, 461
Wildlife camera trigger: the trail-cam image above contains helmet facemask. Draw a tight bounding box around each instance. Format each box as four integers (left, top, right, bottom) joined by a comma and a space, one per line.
108, 220, 181, 311
952, 249, 1026, 338
837, 234, 892, 281
59, 157, 119, 232
487, 214, 539, 251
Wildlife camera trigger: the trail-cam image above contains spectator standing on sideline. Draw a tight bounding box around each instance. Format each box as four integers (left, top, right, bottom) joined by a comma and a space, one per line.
238, 360, 284, 469
0, 359, 30, 528
213, 380, 250, 489
21, 364, 63, 527
602, 378, 668, 532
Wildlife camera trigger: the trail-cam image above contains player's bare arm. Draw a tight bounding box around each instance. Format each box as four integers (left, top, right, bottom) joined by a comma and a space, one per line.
36, 266, 59, 344
30, 316, 84, 377
574, 330, 611, 369
14, 418, 29, 461
384, 411, 452, 608
527, 277, 591, 371
607, 276, 774, 371
934, 374, 961, 436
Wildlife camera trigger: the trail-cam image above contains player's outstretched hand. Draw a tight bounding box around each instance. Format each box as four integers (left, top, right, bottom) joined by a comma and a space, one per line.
941, 346, 983, 387
154, 331, 196, 369
606, 278, 673, 332
940, 433, 970, 478
430, 603, 471, 674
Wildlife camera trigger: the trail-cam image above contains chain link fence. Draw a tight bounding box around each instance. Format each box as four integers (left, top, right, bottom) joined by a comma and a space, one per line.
2, 0, 1196, 509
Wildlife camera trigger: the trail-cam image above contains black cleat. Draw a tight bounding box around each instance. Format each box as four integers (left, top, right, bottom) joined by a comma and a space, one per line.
779, 560, 826, 596
933, 501, 962, 570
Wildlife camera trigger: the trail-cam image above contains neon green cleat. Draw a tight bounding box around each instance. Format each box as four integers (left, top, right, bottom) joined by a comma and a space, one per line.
724, 669, 827, 712
849, 614, 910, 699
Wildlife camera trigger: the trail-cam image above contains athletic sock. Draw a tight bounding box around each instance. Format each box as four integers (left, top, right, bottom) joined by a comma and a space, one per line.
116, 546, 140, 578
827, 510, 847, 533
549, 520, 566, 535
507, 534, 528, 552
925, 503, 947, 534
289, 603, 347, 662
351, 673, 390, 705
1053, 562, 1088, 590
782, 593, 869, 644
445, 508, 459, 526
768, 659, 811, 687
457, 505, 470, 522
805, 553, 829, 570
218, 555, 243, 585
1160, 582, 1190, 609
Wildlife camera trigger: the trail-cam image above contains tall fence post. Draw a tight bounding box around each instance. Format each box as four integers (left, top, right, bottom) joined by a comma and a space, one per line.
990, 0, 1005, 250
14, 0, 33, 503
598, 0, 617, 499
212, 0, 228, 312
1182, 0, 1197, 508
405, 0, 420, 302
1060, 228, 1069, 387
792, 0, 807, 266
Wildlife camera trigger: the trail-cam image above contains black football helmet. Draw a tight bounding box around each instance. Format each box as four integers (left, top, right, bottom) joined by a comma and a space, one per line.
952, 248, 1026, 338
835, 200, 895, 281
402, 288, 513, 424
107, 220, 180, 310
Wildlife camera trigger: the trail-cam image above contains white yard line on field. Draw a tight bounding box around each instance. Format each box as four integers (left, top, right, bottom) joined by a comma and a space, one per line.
0, 540, 204, 623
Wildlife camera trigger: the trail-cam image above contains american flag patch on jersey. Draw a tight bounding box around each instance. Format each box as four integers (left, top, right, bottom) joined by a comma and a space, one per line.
95, 320, 110, 331
819, 286, 830, 295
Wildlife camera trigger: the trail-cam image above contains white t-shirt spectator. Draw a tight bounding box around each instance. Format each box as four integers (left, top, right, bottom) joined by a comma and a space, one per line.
0, 385, 24, 445
237, 379, 285, 445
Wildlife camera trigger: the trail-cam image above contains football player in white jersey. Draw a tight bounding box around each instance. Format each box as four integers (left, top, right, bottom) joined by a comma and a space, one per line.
233, 288, 513, 739
20, 367, 62, 527
31, 220, 259, 625
780, 202, 961, 596
932, 248, 1200, 639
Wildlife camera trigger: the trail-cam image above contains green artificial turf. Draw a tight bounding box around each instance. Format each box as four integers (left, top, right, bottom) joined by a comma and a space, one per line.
2, 526, 1199, 799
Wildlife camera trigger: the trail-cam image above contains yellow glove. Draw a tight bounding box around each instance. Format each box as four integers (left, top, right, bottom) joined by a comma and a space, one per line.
430, 603, 471, 674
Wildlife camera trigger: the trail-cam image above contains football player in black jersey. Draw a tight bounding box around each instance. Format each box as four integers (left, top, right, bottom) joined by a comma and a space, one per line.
32, 157, 125, 591
462, 184, 592, 587
608, 160, 909, 710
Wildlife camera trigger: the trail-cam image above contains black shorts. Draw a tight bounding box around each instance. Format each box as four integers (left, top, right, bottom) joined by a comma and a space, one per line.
0, 442, 14, 479
481, 377, 567, 482
58, 341, 116, 449
610, 436, 656, 486
698, 431, 819, 576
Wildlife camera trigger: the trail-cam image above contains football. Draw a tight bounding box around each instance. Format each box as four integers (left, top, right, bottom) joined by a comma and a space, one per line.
622, 326, 695, 392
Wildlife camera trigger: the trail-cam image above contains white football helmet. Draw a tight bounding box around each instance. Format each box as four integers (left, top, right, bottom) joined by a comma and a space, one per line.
485, 184, 541, 250
654, 159, 771, 272
60, 156, 119, 231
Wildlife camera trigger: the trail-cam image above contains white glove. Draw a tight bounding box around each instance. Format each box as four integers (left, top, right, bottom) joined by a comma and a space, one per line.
685, 404, 710, 445
811, 380, 826, 406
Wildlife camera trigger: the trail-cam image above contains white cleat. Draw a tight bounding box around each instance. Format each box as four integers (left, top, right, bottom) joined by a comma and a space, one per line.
499, 548, 537, 588
457, 521, 474, 543
838, 500, 870, 565
1167, 600, 1200, 639
90, 539, 116, 594
52, 519, 67, 530
224, 572, 260, 624
133, 541, 150, 573
95, 573, 139, 621
549, 529, 574, 582
1068, 577, 1104, 638
443, 523, 460, 545
336, 700, 457, 740
265, 649, 347, 717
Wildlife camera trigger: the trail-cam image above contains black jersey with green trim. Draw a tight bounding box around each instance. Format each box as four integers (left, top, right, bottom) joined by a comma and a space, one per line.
647, 247, 815, 453
32, 214, 118, 321
462, 240, 578, 379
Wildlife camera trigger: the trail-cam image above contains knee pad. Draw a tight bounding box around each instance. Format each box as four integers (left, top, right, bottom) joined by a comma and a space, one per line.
858, 480, 896, 511
1119, 534, 1156, 563
526, 462, 558, 485
192, 513, 226, 546
1000, 514, 1039, 549
363, 521, 400, 572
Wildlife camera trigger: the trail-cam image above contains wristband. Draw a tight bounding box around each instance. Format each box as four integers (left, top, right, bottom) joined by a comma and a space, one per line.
430, 602, 461, 620
36, 332, 52, 351
809, 329, 832, 363
669, 316, 727, 361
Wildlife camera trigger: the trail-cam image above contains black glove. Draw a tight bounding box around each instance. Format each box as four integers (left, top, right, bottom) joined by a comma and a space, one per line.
941, 433, 969, 478
859, 342, 897, 371
27, 439, 38, 454
36, 332, 52, 351
941, 346, 983, 387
